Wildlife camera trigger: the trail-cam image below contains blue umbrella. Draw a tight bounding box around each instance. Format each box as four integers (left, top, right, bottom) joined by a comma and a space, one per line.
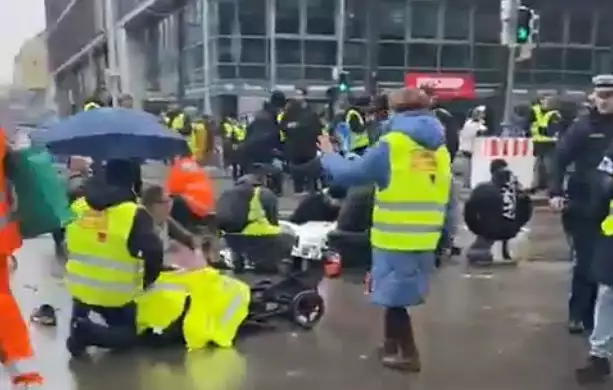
36, 108, 189, 160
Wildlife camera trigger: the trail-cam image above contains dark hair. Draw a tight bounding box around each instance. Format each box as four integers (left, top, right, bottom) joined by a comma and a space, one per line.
490, 158, 508, 174
141, 185, 166, 207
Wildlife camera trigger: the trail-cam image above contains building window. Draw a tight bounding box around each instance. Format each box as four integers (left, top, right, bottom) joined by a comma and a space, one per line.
567, 10, 594, 46
538, 9, 564, 44
344, 41, 367, 66
276, 0, 300, 34
305, 66, 333, 81
217, 0, 237, 36
238, 0, 266, 36
406, 43, 437, 68
306, 0, 336, 35
532, 71, 563, 85
595, 50, 612, 74
563, 72, 592, 86
217, 37, 234, 63
473, 2, 499, 44
240, 38, 267, 63
534, 47, 564, 70
377, 68, 405, 83
596, 14, 612, 47
474, 70, 500, 84
410, 1, 439, 39
188, 44, 204, 70
378, 42, 405, 67
439, 44, 470, 68
346, 0, 366, 39
239, 65, 266, 79
473, 45, 500, 69
218, 65, 237, 79
443, 2, 470, 40
277, 65, 303, 81
304, 40, 337, 65
275, 39, 302, 64
565, 48, 593, 72
379, 0, 406, 41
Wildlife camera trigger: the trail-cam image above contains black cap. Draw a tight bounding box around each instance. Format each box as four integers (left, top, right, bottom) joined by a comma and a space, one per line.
270, 90, 287, 109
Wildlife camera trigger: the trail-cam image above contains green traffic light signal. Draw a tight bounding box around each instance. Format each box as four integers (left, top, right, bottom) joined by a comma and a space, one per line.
517, 27, 529, 42
338, 83, 349, 92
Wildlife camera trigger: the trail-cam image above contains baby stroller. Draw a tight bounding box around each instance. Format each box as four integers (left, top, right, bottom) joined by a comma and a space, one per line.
216, 230, 326, 330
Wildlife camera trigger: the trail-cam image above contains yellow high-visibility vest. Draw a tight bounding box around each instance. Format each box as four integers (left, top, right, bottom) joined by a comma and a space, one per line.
241, 186, 281, 236
530, 105, 559, 143
65, 199, 142, 307
346, 109, 369, 150
136, 267, 250, 350
83, 102, 101, 111
371, 131, 451, 251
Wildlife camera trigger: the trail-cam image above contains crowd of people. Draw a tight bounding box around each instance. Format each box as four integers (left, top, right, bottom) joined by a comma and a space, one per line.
4, 73, 613, 388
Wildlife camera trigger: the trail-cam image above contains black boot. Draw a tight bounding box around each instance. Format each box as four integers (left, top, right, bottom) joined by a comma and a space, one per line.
567, 319, 585, 335
575, 356, 611, 384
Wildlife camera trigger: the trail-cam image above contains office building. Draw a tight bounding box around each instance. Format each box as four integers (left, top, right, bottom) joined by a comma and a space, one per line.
46, 0, 613, 115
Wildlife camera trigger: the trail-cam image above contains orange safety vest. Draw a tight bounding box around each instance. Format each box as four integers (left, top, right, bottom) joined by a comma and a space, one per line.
166, 157, 214, 217
0, 129, 22, 255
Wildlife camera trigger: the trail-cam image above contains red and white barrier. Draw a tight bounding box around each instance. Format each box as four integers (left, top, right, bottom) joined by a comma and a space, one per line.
470, 137, 535, 189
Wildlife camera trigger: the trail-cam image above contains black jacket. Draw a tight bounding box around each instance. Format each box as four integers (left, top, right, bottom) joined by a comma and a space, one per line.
549, 110, 613, 222
336, 186, 375, 232
281, 103, 322, 163
590, 142, 613, 287
464, 170, 532, 240
433, 107, 459, 161
81, 176, 189, 289
239, 105, 280, 166
289, 193, 340, 224
215, 175, 279, 233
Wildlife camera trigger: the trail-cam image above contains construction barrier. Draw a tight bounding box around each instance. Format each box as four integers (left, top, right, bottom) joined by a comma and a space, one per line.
470, 137, 534, 189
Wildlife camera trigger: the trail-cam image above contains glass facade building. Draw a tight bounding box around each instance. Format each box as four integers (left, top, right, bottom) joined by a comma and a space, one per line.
132, 0, 612, 106
47, 0, 613, 113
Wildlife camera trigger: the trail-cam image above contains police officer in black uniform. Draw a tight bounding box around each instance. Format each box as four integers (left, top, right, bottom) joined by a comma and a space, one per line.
549, 75, 613, 335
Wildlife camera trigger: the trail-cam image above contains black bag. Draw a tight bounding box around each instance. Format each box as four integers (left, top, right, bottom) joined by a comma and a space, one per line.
215, 185, 253, 233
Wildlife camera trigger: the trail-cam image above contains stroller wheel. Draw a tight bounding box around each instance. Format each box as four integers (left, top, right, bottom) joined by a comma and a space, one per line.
289, 290, 325, 329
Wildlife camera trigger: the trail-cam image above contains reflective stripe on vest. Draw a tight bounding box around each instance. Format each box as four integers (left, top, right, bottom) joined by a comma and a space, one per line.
372, 200, 447, 234
65, 253, 140, 292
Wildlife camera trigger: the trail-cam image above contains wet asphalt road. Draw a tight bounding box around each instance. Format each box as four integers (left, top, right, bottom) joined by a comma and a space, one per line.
2, 163, 603, 389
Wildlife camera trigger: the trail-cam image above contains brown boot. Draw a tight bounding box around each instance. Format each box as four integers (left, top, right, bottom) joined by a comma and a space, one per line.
377, 339, 398, 359
381, 325, 421, 372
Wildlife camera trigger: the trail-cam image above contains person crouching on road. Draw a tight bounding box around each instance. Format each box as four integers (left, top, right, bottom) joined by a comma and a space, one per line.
318, 87, 452, 371
464, 159, 532, 266
215, 172, 295, 274
64, 160, 173, 357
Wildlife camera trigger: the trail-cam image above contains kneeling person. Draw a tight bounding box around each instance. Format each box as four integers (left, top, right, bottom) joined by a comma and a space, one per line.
216, 173, 295, 273
64, 174, 196, 356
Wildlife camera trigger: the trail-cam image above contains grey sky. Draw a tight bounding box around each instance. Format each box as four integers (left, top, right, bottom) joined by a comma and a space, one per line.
0, 0, 46, 84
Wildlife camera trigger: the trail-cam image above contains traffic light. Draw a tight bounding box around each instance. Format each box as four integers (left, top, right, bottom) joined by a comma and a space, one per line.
516, 6, 533, 44
338, 71, 350, 92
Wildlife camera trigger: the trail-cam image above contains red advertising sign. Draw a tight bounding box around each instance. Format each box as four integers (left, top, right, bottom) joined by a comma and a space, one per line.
404, 73, 476, 100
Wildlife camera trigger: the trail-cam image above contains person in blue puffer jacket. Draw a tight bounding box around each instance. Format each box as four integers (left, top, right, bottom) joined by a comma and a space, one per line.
318, 88, 451, 372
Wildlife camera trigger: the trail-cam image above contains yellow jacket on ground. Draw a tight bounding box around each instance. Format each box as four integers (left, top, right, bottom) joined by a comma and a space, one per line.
136, 267, 250, 350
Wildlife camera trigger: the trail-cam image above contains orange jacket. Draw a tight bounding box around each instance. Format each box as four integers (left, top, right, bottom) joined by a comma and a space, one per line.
166, 157, 214, 217
0, 129, 22, 255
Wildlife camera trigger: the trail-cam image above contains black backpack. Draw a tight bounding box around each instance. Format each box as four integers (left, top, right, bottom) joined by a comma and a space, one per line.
215, 185, 254, 233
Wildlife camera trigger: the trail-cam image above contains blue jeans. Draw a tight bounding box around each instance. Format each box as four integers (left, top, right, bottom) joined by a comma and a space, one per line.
590, 285, 613, 358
